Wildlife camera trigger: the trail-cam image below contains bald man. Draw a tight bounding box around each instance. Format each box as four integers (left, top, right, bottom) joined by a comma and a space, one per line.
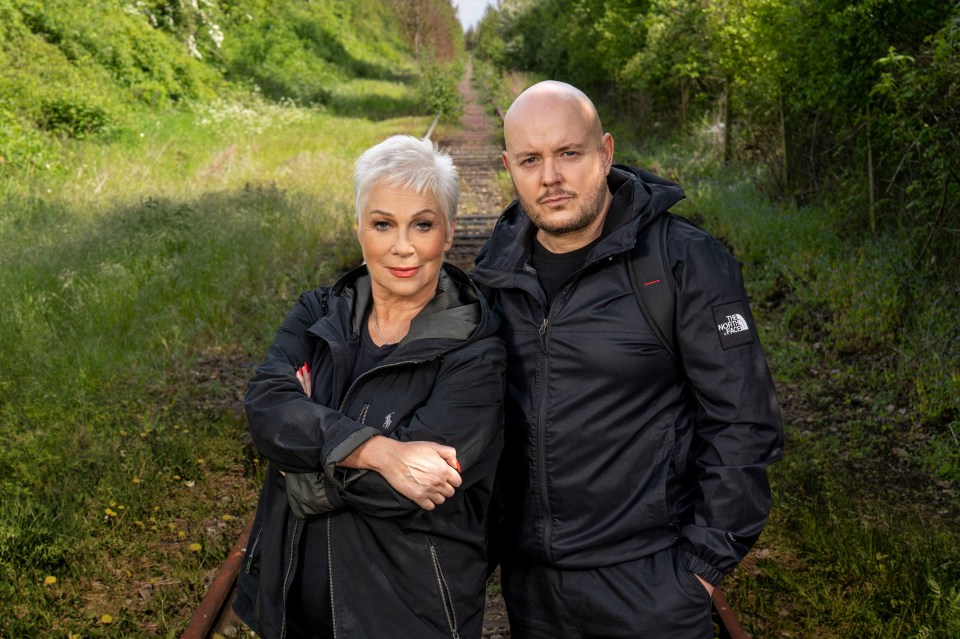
472, 81, 783, 638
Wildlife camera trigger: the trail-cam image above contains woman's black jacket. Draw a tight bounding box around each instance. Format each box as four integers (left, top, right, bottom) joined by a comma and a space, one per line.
233, 263, 506, 639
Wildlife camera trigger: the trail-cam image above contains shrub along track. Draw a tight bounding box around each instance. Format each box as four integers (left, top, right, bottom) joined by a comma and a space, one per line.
182, 63, 748, 638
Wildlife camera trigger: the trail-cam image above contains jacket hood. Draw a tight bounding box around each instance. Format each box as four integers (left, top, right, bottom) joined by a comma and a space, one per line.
472, 165, 684, 287
313, 262, 499, 362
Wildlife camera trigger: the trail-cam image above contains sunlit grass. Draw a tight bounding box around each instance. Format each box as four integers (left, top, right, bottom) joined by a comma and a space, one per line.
0, 94, 433, 636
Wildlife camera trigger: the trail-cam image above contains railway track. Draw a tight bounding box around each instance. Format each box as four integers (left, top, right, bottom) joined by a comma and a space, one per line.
183, 62, 751, 639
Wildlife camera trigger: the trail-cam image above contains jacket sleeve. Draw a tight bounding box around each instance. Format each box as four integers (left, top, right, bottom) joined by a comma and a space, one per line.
245, 290, 369, 474
324, 336, 507, 517
672, 229, 784, 585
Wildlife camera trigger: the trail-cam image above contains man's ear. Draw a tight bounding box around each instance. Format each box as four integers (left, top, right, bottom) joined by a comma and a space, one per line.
601, 132, 615, 174
502, 150, 511, 173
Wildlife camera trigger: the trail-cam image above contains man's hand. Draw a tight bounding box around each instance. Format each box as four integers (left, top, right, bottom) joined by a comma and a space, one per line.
340, 436, 462, 510
694, 574, 715, 598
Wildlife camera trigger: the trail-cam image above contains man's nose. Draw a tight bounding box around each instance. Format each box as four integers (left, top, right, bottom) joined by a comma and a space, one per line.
541, 158, 561, 186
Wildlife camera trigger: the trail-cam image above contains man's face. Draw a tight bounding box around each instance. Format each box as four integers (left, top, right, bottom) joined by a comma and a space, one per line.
502, 97, 613, 243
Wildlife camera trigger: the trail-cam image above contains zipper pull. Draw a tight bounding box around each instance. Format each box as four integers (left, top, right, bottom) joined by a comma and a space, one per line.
538, 317, 549, 352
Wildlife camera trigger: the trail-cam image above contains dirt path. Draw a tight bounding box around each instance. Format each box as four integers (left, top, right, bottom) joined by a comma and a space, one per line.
435, 60, 509, 271
434, 59, 513, 639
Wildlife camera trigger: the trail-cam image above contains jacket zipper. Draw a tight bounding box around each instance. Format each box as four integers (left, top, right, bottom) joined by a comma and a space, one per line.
428, 540, 460, 639
244, 527, 263, 574
337, 358, 424, 413
536, 316, 552, 562
328, 516, 337, 639
279, 517, 302, 639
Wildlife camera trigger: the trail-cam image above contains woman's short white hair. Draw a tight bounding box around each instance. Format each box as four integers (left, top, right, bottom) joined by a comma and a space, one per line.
354, 135, 459, 231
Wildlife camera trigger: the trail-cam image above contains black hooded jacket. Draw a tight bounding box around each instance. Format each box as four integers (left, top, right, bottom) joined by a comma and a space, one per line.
471, 166, 783, 585
234, 264, 506, 639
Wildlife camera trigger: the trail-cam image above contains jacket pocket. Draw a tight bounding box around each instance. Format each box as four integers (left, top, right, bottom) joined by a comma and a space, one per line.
244, 526, 263, 575
428, 539, 461, 639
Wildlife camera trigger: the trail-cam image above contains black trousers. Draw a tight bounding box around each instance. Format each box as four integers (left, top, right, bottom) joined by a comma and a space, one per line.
501, 546, 714, 639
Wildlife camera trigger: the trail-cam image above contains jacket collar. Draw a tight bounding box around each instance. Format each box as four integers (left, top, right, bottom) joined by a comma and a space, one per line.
309, 263, 492, 360
471, 166, 684, 287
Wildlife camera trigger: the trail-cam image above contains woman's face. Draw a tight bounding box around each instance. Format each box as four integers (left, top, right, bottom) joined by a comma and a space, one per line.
358, 182, 453, 307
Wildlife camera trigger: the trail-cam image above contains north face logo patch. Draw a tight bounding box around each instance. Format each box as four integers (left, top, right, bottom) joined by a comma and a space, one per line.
712, 301, 754, 349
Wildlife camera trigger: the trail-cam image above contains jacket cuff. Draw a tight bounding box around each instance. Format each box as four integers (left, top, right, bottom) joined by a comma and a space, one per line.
322, 424, 381, 479
681, 550, 724, 587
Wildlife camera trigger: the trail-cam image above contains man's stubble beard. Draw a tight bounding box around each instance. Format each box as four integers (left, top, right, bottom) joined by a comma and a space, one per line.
519, 168, 609, 237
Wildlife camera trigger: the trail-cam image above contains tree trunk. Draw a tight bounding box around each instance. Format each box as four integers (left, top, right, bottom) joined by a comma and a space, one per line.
866, 104, 877, 234
722, 77, 732, 165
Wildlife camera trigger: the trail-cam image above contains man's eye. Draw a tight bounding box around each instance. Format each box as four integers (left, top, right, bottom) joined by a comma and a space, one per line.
520, 157, 538, 165
561, 151, 579, 157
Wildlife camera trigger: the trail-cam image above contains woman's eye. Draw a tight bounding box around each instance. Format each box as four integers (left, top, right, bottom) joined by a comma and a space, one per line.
372, 220, 390, 231
415, 221, 434, 232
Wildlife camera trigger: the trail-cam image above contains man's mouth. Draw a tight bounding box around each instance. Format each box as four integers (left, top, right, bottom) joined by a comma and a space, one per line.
538, 191, 576, 206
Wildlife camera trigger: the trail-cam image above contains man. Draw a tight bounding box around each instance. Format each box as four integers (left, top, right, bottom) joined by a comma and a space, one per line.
471, 81, 784, 638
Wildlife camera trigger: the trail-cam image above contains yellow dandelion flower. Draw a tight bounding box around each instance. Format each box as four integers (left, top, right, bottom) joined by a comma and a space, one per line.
189, 543, 202, 552
132, 477, 141, 485
222, 514, 234, 522
134, 520, 144, 527
177, 531, 186, 539
104, 508, 117, 517
43, 575, 57, 586
117, 505, 125, 510
172, 475, 181, 480
182, 428, 189, 433
196, 458, 205, 465
148, 516, 156, 523
109, 500, 116, 507
100, 614, 113, 624
119, 430, 127, 436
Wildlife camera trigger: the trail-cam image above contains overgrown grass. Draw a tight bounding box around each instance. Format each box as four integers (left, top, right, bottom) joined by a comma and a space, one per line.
0, 92, 434, 636
618, 134, 960, 637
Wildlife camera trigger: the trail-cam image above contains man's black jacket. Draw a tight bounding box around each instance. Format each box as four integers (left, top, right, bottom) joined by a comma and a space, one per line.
471, 166, 784, 585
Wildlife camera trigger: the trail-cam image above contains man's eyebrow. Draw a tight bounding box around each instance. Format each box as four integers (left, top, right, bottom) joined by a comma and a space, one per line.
513, 142, 586, 157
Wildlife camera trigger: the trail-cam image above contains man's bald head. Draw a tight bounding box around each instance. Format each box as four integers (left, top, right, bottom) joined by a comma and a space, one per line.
499, 81, 615, 252
504, 81, 605, 150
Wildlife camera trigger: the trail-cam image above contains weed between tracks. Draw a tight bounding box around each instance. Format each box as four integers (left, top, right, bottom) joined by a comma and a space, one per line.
0, 98, 430, 637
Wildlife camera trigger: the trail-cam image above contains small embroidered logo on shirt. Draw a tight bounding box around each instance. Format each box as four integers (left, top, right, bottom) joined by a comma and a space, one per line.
382, 412, 394, 431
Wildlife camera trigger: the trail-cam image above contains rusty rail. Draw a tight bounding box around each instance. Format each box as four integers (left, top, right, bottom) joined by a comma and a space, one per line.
180, 517, 253, 639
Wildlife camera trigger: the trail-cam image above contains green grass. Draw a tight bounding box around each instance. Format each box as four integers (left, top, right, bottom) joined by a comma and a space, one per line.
0, 91, 434, 636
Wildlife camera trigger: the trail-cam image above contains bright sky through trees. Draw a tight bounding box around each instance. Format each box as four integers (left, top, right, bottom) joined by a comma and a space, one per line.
456, 0, 495, 30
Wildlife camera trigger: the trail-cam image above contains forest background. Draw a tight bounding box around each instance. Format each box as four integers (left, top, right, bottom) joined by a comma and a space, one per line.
1, 0, 958, 637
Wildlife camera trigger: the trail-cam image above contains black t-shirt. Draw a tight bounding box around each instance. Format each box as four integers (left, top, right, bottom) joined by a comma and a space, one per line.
530, 235, 602, 306
288, 313, 397, 638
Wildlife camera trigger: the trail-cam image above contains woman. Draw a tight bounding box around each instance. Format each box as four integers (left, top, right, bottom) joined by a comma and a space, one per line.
233, 135, 506, 639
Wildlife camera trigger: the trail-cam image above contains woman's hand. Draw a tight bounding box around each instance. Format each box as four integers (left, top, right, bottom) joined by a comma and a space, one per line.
340, 436, 462, 510
295, 362, 312, 397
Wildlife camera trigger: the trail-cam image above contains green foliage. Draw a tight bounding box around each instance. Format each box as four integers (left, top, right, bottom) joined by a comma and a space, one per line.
37, 96, 113, 139
418, 61, 464, 121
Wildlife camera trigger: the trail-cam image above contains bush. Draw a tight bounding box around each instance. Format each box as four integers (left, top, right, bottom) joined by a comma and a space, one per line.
37, 96, 111, 139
